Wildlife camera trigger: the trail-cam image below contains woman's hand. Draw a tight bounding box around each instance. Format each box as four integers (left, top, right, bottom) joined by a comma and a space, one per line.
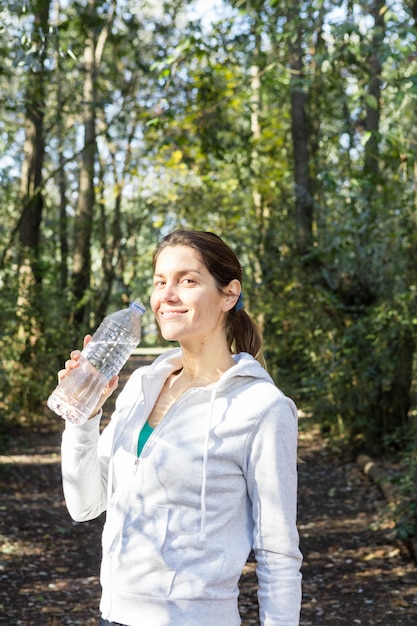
58, 335, 119, 419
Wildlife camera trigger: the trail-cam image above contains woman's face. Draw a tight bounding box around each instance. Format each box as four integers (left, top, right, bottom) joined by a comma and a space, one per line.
151, 245, 233, 346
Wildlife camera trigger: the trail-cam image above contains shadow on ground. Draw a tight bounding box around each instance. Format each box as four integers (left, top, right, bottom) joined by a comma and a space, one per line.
1, 357, 416, 624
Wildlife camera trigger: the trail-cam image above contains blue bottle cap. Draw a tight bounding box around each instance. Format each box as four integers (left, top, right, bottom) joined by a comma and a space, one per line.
130, 300, 146, 314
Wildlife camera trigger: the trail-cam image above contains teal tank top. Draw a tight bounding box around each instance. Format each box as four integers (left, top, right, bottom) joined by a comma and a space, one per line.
137, 421, 154, 456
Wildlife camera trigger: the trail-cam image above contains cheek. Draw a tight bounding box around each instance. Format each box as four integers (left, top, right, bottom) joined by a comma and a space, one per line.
150, 292, 160, 315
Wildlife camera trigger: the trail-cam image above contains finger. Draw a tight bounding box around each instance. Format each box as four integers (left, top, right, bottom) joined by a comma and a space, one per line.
83, 334, 92, 348
102, 375, 119, 397
65, 358, 79, 370
89, 375, 119, 419
58, 358, 78, 381
57, 368, 67, 381
69, 349, 82, 361
108, 375, 119, 393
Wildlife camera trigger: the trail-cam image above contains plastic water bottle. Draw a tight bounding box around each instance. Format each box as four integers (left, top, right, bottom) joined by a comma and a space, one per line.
47, 299, 145, 425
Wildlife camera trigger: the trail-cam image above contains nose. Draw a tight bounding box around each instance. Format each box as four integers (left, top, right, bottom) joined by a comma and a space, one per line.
160, 281, 179, 303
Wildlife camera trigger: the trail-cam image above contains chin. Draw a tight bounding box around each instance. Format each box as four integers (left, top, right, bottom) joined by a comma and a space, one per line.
159, 328, 180, 342
162, 335, 179, 343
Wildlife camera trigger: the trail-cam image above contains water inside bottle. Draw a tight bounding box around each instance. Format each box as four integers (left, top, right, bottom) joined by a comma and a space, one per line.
83, 330, 138, 378
47, 358, 108, 424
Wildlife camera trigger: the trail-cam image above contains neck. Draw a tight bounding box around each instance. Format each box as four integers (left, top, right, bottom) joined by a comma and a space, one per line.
178, 339, 235, 385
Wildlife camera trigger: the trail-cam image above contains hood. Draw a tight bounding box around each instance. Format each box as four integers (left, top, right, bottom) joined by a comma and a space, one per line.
147, 347, 274, 389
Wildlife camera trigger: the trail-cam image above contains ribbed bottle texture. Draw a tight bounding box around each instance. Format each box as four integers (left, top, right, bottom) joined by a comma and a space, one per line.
47, 300, 145, 425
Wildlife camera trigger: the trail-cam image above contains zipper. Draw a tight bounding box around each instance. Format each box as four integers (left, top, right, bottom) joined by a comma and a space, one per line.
132, 383, 150, 474
131, 382, 197, 475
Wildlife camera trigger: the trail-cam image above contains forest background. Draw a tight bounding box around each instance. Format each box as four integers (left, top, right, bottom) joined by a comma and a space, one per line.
1, 0, 417, 541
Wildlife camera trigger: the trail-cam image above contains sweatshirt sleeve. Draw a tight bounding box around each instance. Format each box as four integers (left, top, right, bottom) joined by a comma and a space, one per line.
61, 366, 146, 522
245, 394, 302, 626
61, 411, 111, 522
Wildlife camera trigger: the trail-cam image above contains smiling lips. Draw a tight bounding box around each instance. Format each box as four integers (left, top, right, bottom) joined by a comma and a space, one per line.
160, 309, 187, 320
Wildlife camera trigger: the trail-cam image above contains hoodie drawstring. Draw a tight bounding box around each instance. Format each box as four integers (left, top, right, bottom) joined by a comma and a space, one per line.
199, 387, 216, 542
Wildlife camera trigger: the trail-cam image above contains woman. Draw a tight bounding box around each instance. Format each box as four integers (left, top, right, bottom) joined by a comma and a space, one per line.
60, 230, 302, 626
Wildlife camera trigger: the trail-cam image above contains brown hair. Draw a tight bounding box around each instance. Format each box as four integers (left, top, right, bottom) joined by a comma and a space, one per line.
153, 230, 264, 364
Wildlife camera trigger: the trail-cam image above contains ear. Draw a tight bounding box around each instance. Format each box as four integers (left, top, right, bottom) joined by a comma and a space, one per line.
222, 279, 241, 312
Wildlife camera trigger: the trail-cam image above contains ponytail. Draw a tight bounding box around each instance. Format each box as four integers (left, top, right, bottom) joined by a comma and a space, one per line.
226, 308, 265, 367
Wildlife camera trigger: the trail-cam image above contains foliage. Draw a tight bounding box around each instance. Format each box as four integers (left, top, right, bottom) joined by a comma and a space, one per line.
0, 0, 417, 478
392, 438, 417, 542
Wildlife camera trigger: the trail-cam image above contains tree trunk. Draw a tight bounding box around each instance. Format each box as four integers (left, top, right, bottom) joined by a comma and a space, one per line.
17, 0, 50, 360
363, 0, 385, 180
72, 23, 96, 325
53, 0, 69, 292
287, 2, 313, 256
19, 0, 50, 280
95, 110, 139, 321
72, 0, 115, 327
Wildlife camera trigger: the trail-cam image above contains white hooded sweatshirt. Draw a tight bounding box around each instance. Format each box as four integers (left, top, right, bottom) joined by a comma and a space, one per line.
61, 349, 302, 626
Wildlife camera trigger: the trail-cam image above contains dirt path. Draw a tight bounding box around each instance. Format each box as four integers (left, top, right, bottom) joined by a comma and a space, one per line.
296, 420, 417, 625
1, 357, 416, 625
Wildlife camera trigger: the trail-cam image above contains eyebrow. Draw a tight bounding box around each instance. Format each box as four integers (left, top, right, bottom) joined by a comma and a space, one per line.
153, 269, 203, 278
